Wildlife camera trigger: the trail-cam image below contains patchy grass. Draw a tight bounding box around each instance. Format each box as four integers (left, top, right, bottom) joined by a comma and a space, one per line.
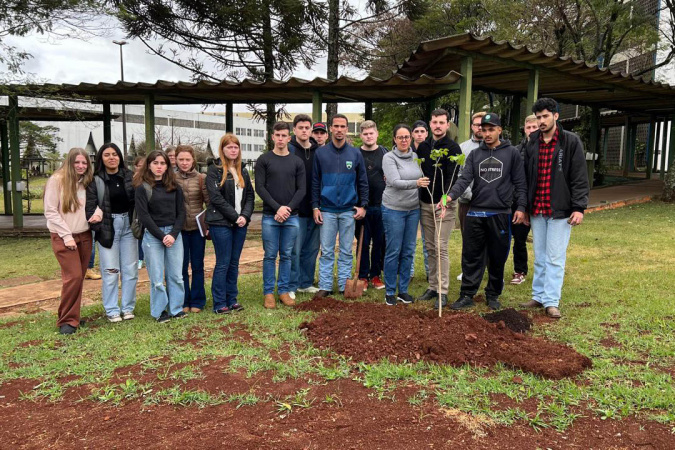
0, 201, 674, 433
0, 237, 62, 281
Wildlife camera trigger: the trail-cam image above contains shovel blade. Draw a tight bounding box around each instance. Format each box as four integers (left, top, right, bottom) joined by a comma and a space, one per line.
344, 279, 366, 299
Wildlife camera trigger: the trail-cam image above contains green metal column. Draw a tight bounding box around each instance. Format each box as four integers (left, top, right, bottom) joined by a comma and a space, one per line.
653, 119, 662, 174
510, 95, 522, 143
312, 91, 323, 124
457, 56, 473, 143
622, 118, 631, 177
628, 123, 638, 173
102, 102, 112, 143
526, 69, 539, 114
666, 114, 675, 180
1, 120, 11, 214
364, 101, 373, 121
588, 106, 600, 186
145, 95, 155, 152
8, 95, 22, 228
225, 102, 234, 133
602, 127, 609, 162
646, 115, 656, 179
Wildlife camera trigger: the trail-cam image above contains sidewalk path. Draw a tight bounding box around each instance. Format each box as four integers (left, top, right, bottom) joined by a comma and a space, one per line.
0, 244, 263, 315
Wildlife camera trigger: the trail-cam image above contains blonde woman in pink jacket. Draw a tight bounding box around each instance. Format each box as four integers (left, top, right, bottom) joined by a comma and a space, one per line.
44, 148, 94, 334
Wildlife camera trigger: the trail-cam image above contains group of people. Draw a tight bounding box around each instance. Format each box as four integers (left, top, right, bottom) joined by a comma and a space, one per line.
44, 96, 588, 334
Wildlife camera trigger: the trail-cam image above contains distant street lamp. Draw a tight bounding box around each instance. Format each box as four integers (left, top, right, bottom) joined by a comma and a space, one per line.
113, 40, 128, 159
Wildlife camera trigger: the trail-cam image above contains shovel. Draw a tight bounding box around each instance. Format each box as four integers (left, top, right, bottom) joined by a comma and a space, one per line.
344, 226, 367, 299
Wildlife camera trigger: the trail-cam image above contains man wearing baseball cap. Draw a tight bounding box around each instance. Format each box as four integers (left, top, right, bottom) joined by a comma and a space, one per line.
445, 112, 528, 311
312, 122, 329, 147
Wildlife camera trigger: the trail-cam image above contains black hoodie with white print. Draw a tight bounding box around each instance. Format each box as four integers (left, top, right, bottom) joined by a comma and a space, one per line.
448, 139, 527, 215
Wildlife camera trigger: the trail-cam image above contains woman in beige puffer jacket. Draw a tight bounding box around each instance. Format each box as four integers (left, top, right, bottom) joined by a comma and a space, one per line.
175, 145, 210, 313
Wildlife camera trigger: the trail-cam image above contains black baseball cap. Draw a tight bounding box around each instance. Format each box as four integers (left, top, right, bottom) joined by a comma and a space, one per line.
481, 113, 501, 127
312, 122, 327, 132
412, 120, 428, 131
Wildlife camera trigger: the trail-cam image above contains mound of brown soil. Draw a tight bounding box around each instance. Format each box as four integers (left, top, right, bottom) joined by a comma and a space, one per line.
482, 308, 533, 333
299, 303, 591, 379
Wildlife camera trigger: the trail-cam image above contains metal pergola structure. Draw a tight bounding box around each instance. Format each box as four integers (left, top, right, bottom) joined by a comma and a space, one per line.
3, 32, 675, 229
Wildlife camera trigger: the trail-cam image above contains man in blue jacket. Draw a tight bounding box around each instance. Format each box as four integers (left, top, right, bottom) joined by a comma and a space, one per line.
312, 114, 369, 297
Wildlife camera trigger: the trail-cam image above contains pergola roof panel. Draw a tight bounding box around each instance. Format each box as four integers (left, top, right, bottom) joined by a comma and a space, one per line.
397, 34, 675, 112
9, 72, 462, 105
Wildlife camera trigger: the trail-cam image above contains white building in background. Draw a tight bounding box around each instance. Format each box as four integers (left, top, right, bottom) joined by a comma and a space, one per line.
33, 104, 267, 162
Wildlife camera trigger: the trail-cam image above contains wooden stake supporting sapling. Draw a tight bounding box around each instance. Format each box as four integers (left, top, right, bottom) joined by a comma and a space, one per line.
415, 150, 465, 317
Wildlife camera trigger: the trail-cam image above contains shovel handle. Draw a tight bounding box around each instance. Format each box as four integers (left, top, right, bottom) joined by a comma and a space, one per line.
353, 225, 365, 279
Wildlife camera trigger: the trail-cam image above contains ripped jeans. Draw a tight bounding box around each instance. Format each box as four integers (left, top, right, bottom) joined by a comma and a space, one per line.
143, 226, 185, 318
98, 213, 138, 317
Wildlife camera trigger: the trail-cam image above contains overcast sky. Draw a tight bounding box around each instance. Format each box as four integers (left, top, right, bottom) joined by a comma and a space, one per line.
3, 23, 368, 114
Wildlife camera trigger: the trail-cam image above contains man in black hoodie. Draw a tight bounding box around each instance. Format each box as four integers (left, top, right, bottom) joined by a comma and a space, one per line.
520, 98, 589, 319
416, 109, 462, 308
446, 113, 527, 311
288, 114, 321, 296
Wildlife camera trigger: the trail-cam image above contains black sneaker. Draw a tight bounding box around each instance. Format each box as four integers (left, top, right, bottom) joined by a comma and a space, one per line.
487, 297, 501, 310
385, 295, 397, 306
433, 294, 448, 309
417, 289, 438, 301
157, 311, 171, 323
59, 324, 77, 335
214, 306, 231, 314
229, 303, 245, 312
397, 293, 414, 304
314, 290, 333, 299
450, 295, 475, 310
172, 311, 188, 319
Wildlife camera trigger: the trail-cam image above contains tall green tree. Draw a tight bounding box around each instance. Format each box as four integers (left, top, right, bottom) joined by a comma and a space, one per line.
113, 0, 324, 148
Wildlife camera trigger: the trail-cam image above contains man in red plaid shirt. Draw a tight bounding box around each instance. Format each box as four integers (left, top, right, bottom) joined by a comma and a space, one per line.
521, 98, 590, 319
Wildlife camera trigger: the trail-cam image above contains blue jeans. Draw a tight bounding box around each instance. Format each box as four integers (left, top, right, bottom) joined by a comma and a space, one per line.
355, 206, 384, 279
98, 213, 138, 317
262, 215, 299, 295
290, 216, 320, 291
382, 206, 419, 296
410, 221, 429, 278
181, 230, 207, 309
138, 238, 144, 261
143, 226, 185, 318
210, 224, 248, 310
318, 210, 355, 292
530, 214, 572, 308
88, 245, 96, 269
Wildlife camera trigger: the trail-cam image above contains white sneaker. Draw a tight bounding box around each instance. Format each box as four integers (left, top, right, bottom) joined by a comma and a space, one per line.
297, 286, 319, 294
122, 312, 135, 320
289, 291, 296, 300
137, 260, 143, 270
107, 315, 122, 323
457, 273, 463, 281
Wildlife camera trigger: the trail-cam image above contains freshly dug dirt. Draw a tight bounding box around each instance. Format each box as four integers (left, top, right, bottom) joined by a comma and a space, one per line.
482, 308, 533, 333
299, 301, 591, 379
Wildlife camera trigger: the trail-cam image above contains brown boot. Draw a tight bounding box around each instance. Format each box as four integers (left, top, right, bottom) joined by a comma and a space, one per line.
545, 306, 561, 319
264, 294, 276, 309
190, 307, 202, 313
520, 299, 543, 308
85, 269, 101, 280
278, 293, 296, 306
182, 307, 190, 313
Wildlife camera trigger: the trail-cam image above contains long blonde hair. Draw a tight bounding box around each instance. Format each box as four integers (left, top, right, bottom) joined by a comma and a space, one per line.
218, 134, 245, 188
53, 147, 93, 214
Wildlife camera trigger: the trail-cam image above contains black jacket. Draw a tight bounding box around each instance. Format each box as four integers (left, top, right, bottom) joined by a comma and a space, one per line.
416, 134, 462, 204
85, 168, 135, 248
523, 124, 589, 219
205, 159, 255, 227
448, 139, 527, 214
288, 136, 319, 218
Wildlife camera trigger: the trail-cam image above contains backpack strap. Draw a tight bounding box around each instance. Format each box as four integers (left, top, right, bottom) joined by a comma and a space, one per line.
380, 146, 388, 156
142, 182, 153, 202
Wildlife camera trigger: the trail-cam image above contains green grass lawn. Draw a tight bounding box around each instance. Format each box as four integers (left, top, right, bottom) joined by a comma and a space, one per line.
0, 201, 674, 432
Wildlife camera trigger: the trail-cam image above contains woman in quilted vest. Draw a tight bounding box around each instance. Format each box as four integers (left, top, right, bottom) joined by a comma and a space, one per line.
85, 143, 138, 323
175, 145, 210, 313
